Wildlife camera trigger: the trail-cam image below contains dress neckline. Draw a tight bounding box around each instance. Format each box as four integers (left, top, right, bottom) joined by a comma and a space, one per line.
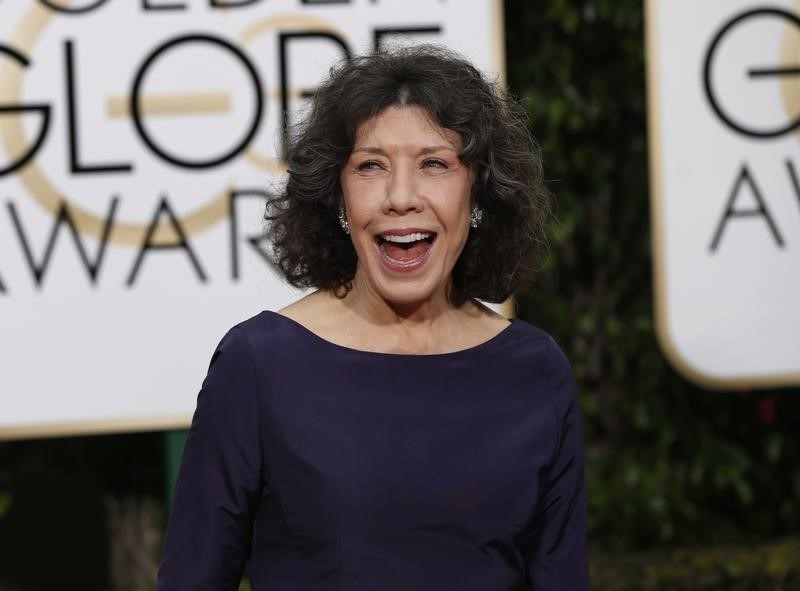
265, 310, 518, 358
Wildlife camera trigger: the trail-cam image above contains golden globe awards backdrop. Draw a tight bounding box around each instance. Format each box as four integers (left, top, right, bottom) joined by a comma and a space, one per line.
647, 0, 800, 388
0, 0, 505, 439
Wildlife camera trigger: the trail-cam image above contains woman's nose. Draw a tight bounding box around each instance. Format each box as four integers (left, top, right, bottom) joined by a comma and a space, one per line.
383, 164, 423, 214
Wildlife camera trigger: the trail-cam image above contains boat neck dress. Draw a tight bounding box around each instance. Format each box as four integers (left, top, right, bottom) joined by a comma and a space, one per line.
156, 310, 590, 591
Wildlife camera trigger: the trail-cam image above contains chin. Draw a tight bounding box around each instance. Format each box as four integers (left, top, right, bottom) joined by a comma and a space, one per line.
371, 273, 449, 308
352, 242, 459, 309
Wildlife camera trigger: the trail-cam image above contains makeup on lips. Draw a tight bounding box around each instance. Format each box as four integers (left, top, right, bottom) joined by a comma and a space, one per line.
374, 228, 437, 272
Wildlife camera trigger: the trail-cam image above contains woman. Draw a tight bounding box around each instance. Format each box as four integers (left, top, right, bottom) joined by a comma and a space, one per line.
157, 46, 590, 590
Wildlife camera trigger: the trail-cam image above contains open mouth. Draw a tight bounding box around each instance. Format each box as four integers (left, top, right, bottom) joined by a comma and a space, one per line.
375, 232, 437, 264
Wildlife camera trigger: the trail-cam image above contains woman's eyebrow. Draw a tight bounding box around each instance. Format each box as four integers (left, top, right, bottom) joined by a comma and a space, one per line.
419, 145, 457, 155
351, 145, 457, 155
351, 147, 388, 155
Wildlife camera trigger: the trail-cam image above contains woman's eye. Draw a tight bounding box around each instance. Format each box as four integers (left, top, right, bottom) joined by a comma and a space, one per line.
357, 160, 382, 171
422, 159, 447, 169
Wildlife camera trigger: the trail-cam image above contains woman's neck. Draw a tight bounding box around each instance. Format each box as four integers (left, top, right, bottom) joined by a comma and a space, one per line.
342, 271, 470, 328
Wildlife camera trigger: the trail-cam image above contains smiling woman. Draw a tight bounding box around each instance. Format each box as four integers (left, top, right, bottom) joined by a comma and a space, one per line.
157, 46, 591, 590
269, 46, 548, 309
340, 105, 474, 311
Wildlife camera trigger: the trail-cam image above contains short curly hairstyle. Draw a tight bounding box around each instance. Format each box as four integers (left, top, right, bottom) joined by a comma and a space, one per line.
266, 45, 548, 303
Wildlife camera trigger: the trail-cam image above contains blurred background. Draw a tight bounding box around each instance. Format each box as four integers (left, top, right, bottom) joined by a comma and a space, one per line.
1, 0, 799, 589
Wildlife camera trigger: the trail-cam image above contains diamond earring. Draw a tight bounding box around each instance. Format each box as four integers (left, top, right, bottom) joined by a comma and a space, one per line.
337, 207, 350, 234
470, 206, 484, 229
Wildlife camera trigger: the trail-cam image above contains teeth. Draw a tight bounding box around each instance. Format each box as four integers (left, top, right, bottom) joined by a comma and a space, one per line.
381, 232, 432, 243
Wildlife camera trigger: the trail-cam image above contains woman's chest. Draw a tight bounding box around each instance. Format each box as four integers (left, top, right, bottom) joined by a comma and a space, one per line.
256, 359, 555, 546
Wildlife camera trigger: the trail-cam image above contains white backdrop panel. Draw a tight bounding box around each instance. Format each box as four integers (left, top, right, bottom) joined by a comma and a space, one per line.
0, 0, 505, 438
648, 0, 800, 388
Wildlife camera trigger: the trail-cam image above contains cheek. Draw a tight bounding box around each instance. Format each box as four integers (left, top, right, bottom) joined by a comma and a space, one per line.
444, 183, 473, 226
340, 180, 369, 224
340, 176, 354, 209
345, 200, 375, 232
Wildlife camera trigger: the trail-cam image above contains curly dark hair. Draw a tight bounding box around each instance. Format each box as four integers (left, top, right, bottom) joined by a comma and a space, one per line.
266, 45, 548, 303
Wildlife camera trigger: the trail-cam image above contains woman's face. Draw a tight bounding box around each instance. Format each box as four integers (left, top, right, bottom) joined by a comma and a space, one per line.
340, 105, 474, 307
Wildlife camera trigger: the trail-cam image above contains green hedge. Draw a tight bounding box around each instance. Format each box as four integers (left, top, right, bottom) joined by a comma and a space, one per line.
591, 538, 800, 591
505, 0, 800, 551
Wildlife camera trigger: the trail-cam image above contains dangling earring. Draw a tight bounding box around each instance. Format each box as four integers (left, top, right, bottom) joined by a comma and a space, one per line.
337, 207, 350, 234
470, 206, 484, 229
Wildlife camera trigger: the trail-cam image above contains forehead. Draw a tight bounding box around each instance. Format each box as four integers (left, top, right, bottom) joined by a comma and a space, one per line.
353, 105, 463, 151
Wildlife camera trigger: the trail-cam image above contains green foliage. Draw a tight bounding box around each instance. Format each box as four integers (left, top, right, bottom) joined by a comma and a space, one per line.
0, 492, 10, 519
0, 469, 10, 519
591, 538, 800, 590
505, 0, 800, 551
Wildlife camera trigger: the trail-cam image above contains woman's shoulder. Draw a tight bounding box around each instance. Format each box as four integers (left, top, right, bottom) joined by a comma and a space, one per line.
224, 308, 307, 354
273, 290, 341, 335
224, 291, 355, 357
500, 315, 560, 351
197, 302, 312, 370
497, 317, 574, 378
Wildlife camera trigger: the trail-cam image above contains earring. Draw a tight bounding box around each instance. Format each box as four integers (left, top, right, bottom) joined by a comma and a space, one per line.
470, 206, 484, 229
337, 207, 350, 234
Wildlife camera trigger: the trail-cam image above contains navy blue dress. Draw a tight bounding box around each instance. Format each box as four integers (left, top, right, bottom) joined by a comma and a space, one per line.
157, 311, 590, 590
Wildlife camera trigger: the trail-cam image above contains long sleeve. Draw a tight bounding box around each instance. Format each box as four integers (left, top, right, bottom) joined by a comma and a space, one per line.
157, 327, 263, 591
521, 338, 591, 589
